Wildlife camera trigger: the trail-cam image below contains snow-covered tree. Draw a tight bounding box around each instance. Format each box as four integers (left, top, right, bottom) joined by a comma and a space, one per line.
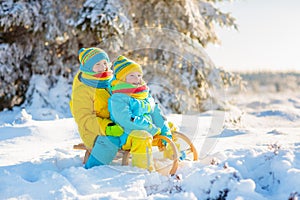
0, 0, 243, 115
0, 0, 83, 111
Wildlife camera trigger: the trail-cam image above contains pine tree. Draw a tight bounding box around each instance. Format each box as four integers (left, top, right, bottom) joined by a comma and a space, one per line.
0, 0, 83, 111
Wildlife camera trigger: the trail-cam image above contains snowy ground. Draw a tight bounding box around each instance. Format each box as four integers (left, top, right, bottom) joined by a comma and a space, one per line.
1, 86, 300, 199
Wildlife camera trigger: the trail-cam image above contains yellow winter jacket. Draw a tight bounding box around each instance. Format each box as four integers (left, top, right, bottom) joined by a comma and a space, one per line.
70, 72, 112, 149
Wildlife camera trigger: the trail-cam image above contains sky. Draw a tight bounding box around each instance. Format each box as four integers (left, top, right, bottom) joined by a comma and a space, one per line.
206, 0, 300, 72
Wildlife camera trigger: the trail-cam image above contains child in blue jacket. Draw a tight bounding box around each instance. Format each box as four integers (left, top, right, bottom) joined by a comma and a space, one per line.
108, 56, 172, 171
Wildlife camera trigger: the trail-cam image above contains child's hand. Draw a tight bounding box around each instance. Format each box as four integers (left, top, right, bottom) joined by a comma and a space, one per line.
106, 123, 123, 137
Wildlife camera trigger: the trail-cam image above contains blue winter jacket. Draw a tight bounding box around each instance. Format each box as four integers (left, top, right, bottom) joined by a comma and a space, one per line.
108, 93, 170, 146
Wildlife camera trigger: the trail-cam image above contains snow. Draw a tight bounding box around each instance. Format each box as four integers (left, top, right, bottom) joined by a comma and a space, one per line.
1, 79, 300, 199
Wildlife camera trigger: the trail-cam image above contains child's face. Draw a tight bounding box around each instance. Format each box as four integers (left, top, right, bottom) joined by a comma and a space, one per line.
92, 60, 110, 73
125, 72, 143, 85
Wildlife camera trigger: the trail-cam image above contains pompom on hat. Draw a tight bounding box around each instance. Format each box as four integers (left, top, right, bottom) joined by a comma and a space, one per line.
113, 55, 143, 81
78, 47, 110, 74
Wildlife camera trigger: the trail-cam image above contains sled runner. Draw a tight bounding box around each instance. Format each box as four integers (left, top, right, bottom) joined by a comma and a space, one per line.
73, 131, 198, 175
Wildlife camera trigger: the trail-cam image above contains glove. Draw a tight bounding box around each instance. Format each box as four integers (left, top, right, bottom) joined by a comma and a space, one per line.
105, 122, 123, 137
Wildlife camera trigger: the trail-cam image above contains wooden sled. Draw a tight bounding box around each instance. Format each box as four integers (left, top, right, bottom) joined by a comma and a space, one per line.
73, 131, 198, 175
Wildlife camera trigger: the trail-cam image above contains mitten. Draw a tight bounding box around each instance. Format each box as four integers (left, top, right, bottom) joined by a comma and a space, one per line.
105, 123, 123, 137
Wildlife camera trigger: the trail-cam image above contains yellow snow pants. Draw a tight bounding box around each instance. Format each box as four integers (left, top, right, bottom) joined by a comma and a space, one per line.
122, 130, 154, 171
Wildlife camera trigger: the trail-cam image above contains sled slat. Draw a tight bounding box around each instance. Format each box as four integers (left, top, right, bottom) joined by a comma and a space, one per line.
73, 143, 87, 150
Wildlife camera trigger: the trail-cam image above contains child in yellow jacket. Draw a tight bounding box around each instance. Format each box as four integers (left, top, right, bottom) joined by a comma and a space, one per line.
70, 47, 123, 168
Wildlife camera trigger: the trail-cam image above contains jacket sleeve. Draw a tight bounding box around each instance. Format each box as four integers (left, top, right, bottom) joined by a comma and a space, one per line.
71, 85, 111, 137
151, 103, 171, 135
109, 94, 159, 136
